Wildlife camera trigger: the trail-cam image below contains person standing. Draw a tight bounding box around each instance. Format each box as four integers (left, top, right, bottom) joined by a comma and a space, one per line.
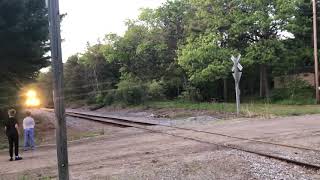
4, 109, 23, 161
23, 111, 35, 151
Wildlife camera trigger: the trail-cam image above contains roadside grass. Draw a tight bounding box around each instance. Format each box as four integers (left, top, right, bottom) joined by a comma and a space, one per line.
0, 112, 39, 150
0, 113, 105, 150
0, 131, 8, 150
18, 174, 53, 180
68, 131, 103, 141
144, 100, 320, 117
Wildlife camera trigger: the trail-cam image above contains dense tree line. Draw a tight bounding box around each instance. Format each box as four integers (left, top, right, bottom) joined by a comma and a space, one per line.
40, 0, 319, 105
0, 0, 49, 108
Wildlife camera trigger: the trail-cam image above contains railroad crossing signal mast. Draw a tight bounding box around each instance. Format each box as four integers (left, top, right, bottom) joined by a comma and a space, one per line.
231, 55, 243, 116
47, 0, 70, 179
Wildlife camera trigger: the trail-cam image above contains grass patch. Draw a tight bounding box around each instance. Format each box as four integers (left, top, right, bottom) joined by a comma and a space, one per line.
68, 131, 103, 141
0, 131, 8, 150
146, 101, 235, 112
144, 100, 320, 117
18, 175, 52, 180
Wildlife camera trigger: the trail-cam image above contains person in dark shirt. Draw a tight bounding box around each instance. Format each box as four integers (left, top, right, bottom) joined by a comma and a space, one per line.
4, 109, 22, 161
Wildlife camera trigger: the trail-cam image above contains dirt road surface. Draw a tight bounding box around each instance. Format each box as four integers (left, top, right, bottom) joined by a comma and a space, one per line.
1, 110, 320, 179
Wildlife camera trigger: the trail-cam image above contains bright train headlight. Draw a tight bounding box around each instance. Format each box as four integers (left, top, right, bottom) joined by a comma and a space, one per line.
26, 98, 40, 106
26, 90, 37, 98
25, 90, 41, 107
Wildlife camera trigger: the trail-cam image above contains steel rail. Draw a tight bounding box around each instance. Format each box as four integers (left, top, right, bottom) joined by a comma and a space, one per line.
43, 108, 320, 170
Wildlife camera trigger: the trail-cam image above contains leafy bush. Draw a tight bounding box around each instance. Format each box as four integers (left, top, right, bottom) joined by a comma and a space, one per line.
179, 86, 203, 102
271, 78, 315, 105
104, 90, 117, 105
270, 89, 289, 102
86, 95, 97, 105
147, 81, 165, 100
116, 78, 146, 105
117, 86, 146, 105
95, 93, 105, 104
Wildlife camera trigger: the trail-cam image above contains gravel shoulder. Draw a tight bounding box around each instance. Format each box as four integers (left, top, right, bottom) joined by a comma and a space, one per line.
0, 109, 320, 179
1, 129, 319, 180
30, 109, 125, 145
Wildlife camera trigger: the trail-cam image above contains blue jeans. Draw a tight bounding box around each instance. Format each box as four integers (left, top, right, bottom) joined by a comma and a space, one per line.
24, 128, 35, 150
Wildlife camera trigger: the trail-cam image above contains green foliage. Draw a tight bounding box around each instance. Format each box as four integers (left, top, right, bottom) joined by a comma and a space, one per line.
62, 43, 120, 105
80, 43, 120, 90
86, 96, 97, 105
110, 24, 171, 81
51, 0, 319, 106
146, 100, 320, 117
178, 34, 234, 84
116, 76, 147, 105
271, 78, 314, 105
64, 55, 89, 100
117, 86, 146, 105
244, 39, 285, 66
147, 81, 165, 100
104, 90, 117, 106
95, 93, 105, 105
0, 0, 49, 105
37, 70, 53, 107
180, 86, 203, 102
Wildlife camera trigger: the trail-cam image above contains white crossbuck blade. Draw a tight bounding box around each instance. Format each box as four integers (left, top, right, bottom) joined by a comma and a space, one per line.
231, 55, 243, 72
231, 64, 243, 72
231, 54, 241, 63
237, 64, 243, 71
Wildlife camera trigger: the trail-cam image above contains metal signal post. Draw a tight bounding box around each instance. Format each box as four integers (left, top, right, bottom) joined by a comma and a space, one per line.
231, 55, 243, 116
48, 0, 70, 179
313, 0, 319, 103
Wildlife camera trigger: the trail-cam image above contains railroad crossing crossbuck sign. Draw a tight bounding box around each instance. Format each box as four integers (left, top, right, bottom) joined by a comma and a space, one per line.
231, 54, 242, 115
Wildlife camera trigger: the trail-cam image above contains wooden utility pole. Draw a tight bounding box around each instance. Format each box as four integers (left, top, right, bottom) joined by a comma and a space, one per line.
48, 0, 70, 179
313, 0, 320, 103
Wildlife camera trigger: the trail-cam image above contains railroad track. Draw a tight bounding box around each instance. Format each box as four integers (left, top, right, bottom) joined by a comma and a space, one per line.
67, 111, 157, 127
43, 108, 320, 170
42, 108, 157, 127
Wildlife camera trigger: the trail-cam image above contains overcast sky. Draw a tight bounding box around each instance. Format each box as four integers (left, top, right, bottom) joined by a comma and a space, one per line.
59, 0, 166, 61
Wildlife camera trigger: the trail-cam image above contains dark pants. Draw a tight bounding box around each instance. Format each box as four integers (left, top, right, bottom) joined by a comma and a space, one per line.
7, 134, 19, 157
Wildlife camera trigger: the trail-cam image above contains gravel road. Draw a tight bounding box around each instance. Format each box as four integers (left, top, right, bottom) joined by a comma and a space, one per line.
0, 110, 320, 179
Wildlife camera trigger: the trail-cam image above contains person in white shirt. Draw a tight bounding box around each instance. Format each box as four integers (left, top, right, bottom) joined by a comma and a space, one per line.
23, 111, 35, 150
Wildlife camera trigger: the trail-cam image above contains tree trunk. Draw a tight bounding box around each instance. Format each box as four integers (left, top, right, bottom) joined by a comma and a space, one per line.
182, 73, 187, 89
264, 66, 270, 99
259, 64, 270, 99
223, 78, 228, 101
249, 77, 255, 94
93, 66, 100, 93
260, 64, 264, 97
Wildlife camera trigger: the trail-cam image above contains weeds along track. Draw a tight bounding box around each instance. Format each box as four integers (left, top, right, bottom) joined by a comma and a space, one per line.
43, 108, 320, 170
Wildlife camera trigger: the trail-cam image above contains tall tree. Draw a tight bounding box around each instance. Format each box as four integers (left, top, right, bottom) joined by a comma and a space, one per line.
109, 23, 170, 81
0, 0, 49, 105
282, 0, 319, 73
79, 43, 120, 97
37, 69, 53, 107
232, 0, 299, 98
64, 55, 89, 100
180, 0, 249, 100
139, 0, 194, 97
